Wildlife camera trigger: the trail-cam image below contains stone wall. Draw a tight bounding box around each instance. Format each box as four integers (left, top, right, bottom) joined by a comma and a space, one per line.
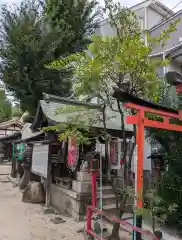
50, 172, 94, 221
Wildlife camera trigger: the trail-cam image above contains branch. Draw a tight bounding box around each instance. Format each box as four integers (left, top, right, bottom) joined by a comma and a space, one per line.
116, 99, 128, 180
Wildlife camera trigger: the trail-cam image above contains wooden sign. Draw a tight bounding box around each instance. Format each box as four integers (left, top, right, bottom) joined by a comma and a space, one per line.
31, 143, 49, 178
67, 138, 79, 172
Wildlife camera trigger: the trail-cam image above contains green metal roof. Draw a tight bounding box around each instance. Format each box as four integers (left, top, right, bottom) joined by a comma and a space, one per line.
40, 95, 133, 131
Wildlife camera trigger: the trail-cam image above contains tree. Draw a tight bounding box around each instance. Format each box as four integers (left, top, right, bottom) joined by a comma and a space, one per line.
44, 0, 101, 56
0, 88, 12, 122
0, 0, 100, 115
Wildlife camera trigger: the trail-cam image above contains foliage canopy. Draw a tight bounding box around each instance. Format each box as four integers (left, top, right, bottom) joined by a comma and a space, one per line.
0, 0, 100, 115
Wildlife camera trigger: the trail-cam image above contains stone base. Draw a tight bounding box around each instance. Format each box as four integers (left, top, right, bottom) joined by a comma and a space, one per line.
22, 182, 45, 203
72, 180, 92, 193
50, 183, 91, 221
76, 171, 91, 182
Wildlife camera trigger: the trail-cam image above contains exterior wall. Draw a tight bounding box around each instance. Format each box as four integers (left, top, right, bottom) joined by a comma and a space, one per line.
167, 60, 181, 73
95, 5, 165, 38
143, 134, 152, 171
95, 20, 116, 37
147, 7, 164, 29
131, 132, 151, 173
156, 59, 182, 78
150, 11, 182, 54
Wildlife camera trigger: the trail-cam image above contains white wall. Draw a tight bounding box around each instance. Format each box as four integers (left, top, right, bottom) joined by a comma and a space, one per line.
95, 5, 164, 38
131, 132, 152, 173
167, 60, 181, 74
147, 7, 163, 29
95, 20, 117, 37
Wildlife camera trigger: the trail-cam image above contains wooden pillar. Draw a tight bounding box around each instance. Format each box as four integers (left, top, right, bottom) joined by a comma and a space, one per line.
45, 133, 53, 207
133, 110, 144, 240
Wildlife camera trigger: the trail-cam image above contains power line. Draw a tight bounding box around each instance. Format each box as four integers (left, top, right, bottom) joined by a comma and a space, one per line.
171, 0, 182, 11
151, 0, 182, 30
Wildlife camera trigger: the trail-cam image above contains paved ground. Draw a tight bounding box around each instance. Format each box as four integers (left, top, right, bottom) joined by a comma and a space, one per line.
0, 163, 84, 240
1, 163, 180, 240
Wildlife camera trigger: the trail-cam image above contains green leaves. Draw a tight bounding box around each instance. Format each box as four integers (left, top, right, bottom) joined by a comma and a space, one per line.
46, 53, 84, 70
168, 203, 178, 213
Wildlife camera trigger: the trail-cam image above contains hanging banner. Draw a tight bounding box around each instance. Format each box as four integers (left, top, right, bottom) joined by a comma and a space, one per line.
110, 139, 118, 164
67, 138, 79, 172
17, 143, 25, 161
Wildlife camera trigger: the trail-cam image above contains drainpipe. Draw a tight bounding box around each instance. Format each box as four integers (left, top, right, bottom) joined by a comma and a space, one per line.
163, 52, 166, 76
144, 6, 148, 46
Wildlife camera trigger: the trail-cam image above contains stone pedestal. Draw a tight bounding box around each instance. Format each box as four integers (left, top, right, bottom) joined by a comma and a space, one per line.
72, 171, 93, 193
50, 171, 97, 221
76, 171, 91, 181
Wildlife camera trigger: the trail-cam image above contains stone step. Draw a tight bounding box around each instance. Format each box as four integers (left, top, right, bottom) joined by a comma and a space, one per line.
98, 185, 113, 195
103, 203, 116, 211
97, 194, 116, 205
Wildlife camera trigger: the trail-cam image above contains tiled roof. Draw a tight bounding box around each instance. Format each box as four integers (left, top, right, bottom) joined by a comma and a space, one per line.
39, 96, 133, 132
0, 118, 24, 130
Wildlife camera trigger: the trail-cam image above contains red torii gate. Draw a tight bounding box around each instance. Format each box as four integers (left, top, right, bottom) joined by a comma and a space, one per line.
86, 73, 182, 240
124, 102, 182, 240
111, 85, 182, 239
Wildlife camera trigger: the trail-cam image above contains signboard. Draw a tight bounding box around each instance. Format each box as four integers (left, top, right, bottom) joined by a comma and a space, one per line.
31, 144, 49, 178
67, 138, 79, 172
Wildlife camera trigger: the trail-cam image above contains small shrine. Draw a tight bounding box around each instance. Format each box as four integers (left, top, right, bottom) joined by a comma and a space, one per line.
27, 93, 134, 220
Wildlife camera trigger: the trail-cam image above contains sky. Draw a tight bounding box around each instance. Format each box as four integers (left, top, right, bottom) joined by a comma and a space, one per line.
1, 0, 182, 12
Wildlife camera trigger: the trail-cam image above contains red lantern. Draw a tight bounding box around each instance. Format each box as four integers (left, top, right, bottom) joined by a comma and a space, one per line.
67, 138, 79, 172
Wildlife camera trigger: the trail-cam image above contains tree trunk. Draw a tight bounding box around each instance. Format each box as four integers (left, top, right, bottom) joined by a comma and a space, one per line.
109, 195, 128, 240
102, 106, 110, 182
152, 215, 155, 233
108, 101, 131, 240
